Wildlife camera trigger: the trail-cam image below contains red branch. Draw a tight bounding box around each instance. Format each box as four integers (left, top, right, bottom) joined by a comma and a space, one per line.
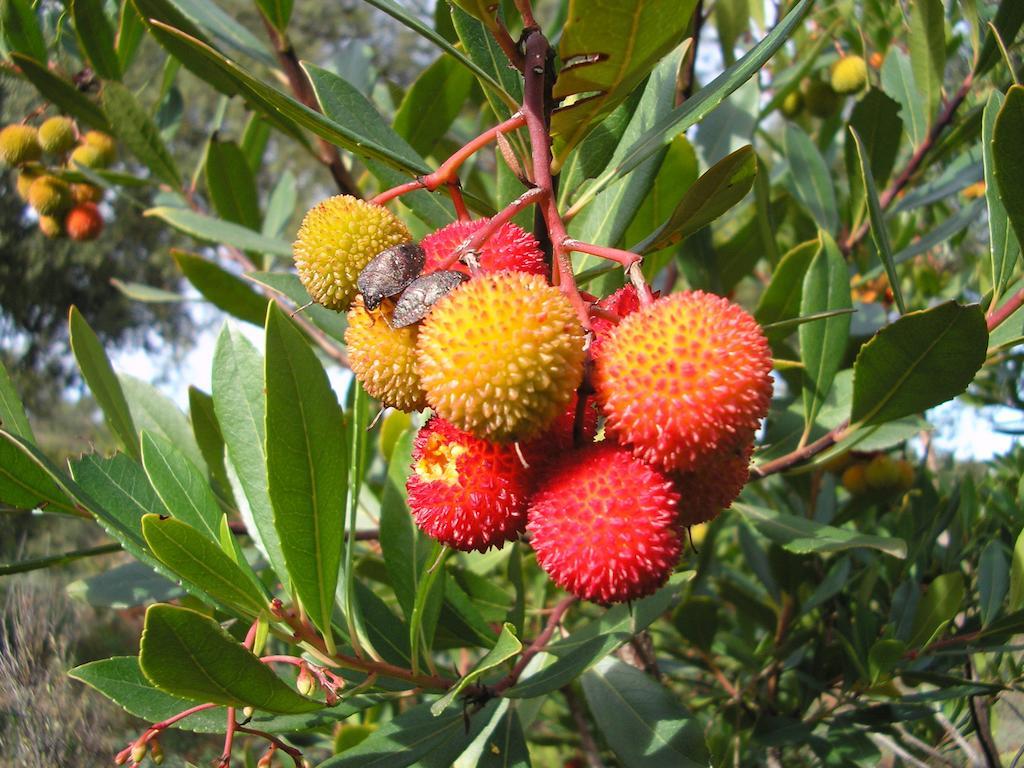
987, 285, 1024, 331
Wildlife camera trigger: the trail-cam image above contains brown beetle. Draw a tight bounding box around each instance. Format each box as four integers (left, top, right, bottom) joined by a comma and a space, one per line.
391, 270, 468, 328
357, 242, 426, 311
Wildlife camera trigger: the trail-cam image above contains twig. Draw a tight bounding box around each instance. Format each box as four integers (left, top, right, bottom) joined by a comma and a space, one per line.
678, 0, 705, 103
749, 422, 848, 479
495, 595, 576, 694
562, 685, 607, 768
235, 725, 304, 766
988, 284, 1024, 330
966, 658, 1001, 768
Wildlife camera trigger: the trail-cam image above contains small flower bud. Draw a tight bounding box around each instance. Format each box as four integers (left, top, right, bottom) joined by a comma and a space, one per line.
243, 706, 255, 719
149, 737, 164, 764
114, 748, 130, 765
257, 751, 274, 768
130, 741, 147, 764
296, 663, 317, 697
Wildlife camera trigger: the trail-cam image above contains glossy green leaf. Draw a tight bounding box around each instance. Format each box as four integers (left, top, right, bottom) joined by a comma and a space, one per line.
984, 91, 1020, 305
880, 49, 927, 147
799, 232, 851, 433
846, 88, 903, 209
908, 0, 945, 120
784, 124, 838, 232
174, 251, 268, 326
140, 431, 220, 541
976, 0, 1024, 76
1, 0, 46, 62
0, 431, 77, 514
993, 85, 1024, 259
450, 5, 523, 123
170, 0, 276, 68
204, 138, 260, 230
850, 302, 988, 427
10, 54, 110, 131
187, 386, 232, 500
121, 374, 203, 470
111, 280, 186, 303
69, 306, 139, 459
1010, 528, 1024, 612
623, 134, 699, 257
393, 53, 474, 158
636, 144, 756, 253
907, 573, 965, 649
255, 0, 292, 31
849, 127, 905, 314
432, 623, 521, 714
551, 0, 698, 167
582, 657, 708, 768
67, 560, 181, 609
755, 239, 820, 331
474, 704, 531, 768
142, 514, 263, 616
146, 207, 292, 257
139, 604, 320, 712
265, 304, 347, 641
101, 82, 181, 189
409, 543, 447, 674
116, 0, 146, 71
0, 358, 32, 440
979, 541, 1009, 627
72, 0, 122, 79
736, 504, 907, 558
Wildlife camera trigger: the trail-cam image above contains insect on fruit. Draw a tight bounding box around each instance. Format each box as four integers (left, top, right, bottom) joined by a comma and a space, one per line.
357, 242, 426, 310
391, 270, 467, 328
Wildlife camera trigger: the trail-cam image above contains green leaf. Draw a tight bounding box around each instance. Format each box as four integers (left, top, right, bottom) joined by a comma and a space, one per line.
101, 82, 181, 189
265, 304, 347, 642
1010, 528, 1024, 612
187, 386, 232, 500
572, 0, 811, 211
169, 0, 276, 68
784, 124, 838, 232
0, 431, 77, 514
755, 239, 820, 331
984, 91, 1020, 306
246, 271, 347, 343
431, 623, 521, 715
907, 572, 965, 649
993, 85, 1024, 260
1, 0, 46, 63
111, 279, 186, 303
799, 232, 851, 434
69, 306, 139, 459
623, 134, 699, 257
142, 514, 265, 617
212, 324, 289, 584
908, 0, 945, 120
581, 657, 708, 768
393, 53, 474, 158
120, 374, 203, 471
72, 0, 122, 79
116, 0, 146, 71
450, 5, 523, 124
880, 49, 927, 147
976, 0, 1024, 76
551, 0, 698, 167
409, 543, 448, 674
255, 0, 293, 32
146, 207, 292, 257
10, 54, 110, 131
850, 302, 988, 427
636, 145, 756, 253
204, 138, 260, 230
139, 604, 320, 712
0, 358, 32, 440
979, 541, 1009, 627
67, 560, 181, 608
736, 503, 907, 558
849, 127, 905, 314
474, 704, 531, 768
847, 88, 903, 195
141, 431, 220, 541
174, 251, 268, 326
262, 170, 296, 239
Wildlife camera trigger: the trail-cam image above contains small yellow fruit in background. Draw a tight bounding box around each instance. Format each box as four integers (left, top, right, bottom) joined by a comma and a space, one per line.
865, 454, 900, 490
831, 55, 868, 95
780, 90, 804, 118
0, 124, 42, 166
15, 165, 43, 201
69, 143, 107, 169
81, 130, 116, 165
688, 523, 709, 548
27, 175, 71, 216
71, 182, 103, 204
842, 463, 868, 495
38, 116, 77, 155
38, 214, 63, 238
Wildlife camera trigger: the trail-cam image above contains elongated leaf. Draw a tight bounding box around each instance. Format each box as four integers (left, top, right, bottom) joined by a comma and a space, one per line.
142, 514, 265, 617
908, 0, 945, 120
849, 127, 905, 313
623, 134, 699, 258
0, 431, 77, 514
0, 359, 32, 440
907, 573, 964, 649
72, 0, 122, 79
993, 85, 1024, 258
204, 138, 260, 230
120, 374, 203, 470
174, 251, 268, 326
551, 0, 698, 166
2, 0, 46, 61
409, 543, 447, 674
255, 0, 292, 32
69, 306, 139, 458
116, 0, 146, 71
784, 124, 838, 232
736, 503, 906, 558
881, 49, 927, 147
140, 604, 320, 712
432, 624, 521, 714
246, 271, 347, 343
984, 91, 1020, 305
262, 170, 296, 239
141, 431, 220, 540
146, 207, 292, 256
847, 88, 903, 204
637, 144, 756, 253
1010, 528, 1024, 612
976, 0, 1024, 76
393, 53, 474, 158
450, 5, 522, 124
187, 386, 232, 498
101, 82, 181, 189
473, 704, 531, 768
10, 54, 110, 131
850, 302, 988, 427
170, 0, 276, 68
265, 304, 347, 640
980, 541, 1009, 627
799, 233, 851, 433
582, 657, 708, 768
755, 239, 820, 330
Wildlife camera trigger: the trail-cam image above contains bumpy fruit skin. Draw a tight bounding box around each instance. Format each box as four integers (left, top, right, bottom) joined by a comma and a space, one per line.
345, 295, 426, 411
803, 79, 840, 118
69, 143, 107, 169
521, 393, 598, 468
38, 116, 76, 154
526, 443, 682, 604
841, 463, 868, 495
865, 454, 900, 489
595, 290, 773, 473
895, 459, 914, 491
15, 165, 43, 201
420, 218, 545, 276
675, 436, 755, 527
65, 203, 104, 241
71, 182, 103, 204
81, 130, 116, 164
28, 175, 71, 216
38, 214, 63, 238
417, 272, 586, 442
293, 195, 411, 311
0, 124, 42, 167
407, 417, 532, 552
831, 55, 868, 95
780, 90, 804, 118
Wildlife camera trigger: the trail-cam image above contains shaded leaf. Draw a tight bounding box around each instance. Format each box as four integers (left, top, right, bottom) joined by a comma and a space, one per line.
431, 624, 521, 714
907, 572, 965, 649
784, 124, 838, 232
72, 0, 122, 80
908, 0, 945, 120
736, 503, 907, 558
984, 91, 1020, 305
979, 541, 1009, 627
205, 138, 260, 230
101, 82, 181, 189
880, 49, 926, 147
993, 85, 1024, 259
393, 53, 474, 158
174, 251, 268, 326
10, 54, 110, 131
756, 239, 820, 331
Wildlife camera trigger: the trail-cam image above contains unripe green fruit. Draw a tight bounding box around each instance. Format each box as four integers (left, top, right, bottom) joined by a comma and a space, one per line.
81, 130, 116, 165
780, 90, 804, 118
38, 116, 77, 155
38, 214, 63, 239
15, 165, 43, 201
831, 55, 868, 95
27, 175, 71, 216
803, 79, 840, 118
865, 454, 900, 489
69, 143, 107, 169
0, 124, 42, 167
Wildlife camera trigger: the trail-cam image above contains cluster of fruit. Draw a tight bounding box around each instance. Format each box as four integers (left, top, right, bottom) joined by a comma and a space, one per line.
293, 196, 773, 604
0, 116, 113, 240
780, 54, 868, 119
832, 452, 915, 497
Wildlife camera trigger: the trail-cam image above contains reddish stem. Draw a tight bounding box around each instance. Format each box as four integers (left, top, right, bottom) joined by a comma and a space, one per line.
749, 422, 848, 479
116, 703, 219, 763
236, 726, 304, 766
987, 285, 1024, 332
438, 187, 548, 270
494, 595, 576, 694
513, 0, 539, 29
448, 183, 471, 221
218, 707, 237, 767
562, 238, 641, 267
260, 654, 304, 666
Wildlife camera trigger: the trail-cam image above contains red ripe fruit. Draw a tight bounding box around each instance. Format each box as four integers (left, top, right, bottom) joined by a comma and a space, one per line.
420, 218, 545, 276
595, 290, 772, 473
65, 202, 103, 241
675, 434, 755, 527
407, 417, 532, 552
589, 285, 645, 363
521, 393, 598, 469
526, 443, 682, 604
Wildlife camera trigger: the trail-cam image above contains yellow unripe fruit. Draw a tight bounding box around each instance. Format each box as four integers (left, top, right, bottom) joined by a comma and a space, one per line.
38, 116, 77, 155
71, 182, 103, 204
28, 175, 71, 216
0, 124, 42, 166
895, 459, 914, 491
69, 143, 107, 169
38, 215, 63, 238
780, 90, 804, 118
841, 463, 868, 495
81, 130, 116, 164
865, 454, 900, 490
417, 272, 586, 442
293, 195, 411, 311
822, 451, 852, 475
15, 165, 43, 201
803, 79, 840, 118
831, 55, 868, 95
345, 295, 427, 412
